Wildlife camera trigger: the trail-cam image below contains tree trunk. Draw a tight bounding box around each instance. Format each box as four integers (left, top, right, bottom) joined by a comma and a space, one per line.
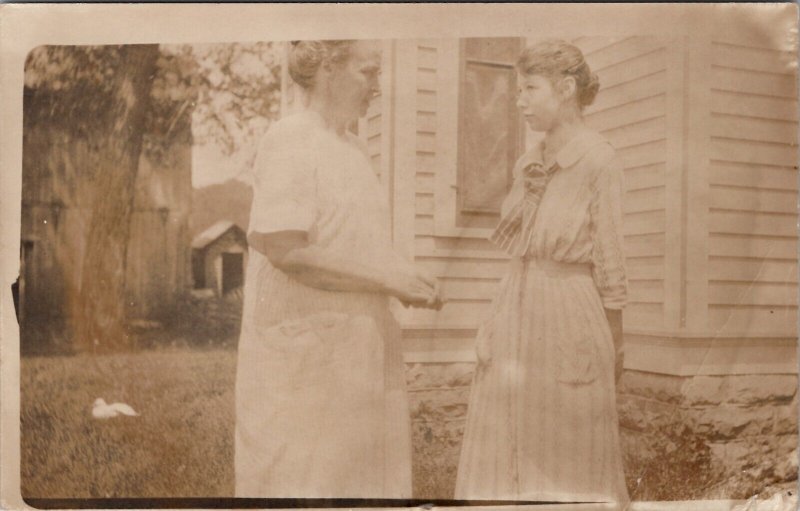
73, 45, 160, 351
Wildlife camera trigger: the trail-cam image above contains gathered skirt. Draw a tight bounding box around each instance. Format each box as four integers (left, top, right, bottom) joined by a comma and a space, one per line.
455, 257, 629, 505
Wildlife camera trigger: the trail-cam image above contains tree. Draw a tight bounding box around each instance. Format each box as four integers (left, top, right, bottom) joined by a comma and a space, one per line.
25, 45, 162, 350
23, 42, 283, 350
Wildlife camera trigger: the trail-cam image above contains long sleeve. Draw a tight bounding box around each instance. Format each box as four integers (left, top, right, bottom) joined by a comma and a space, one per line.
589, 161, 627, 309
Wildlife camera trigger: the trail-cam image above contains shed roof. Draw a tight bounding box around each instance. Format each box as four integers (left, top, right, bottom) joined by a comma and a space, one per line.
191, 220, 245, 250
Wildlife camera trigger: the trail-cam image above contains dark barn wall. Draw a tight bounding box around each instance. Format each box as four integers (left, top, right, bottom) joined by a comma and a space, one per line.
125, 139, 193, 321
20, 121, 192, 340
21, 123, 95, 333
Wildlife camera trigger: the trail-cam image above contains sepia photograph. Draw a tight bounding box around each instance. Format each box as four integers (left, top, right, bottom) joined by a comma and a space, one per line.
0, 3, 798, 510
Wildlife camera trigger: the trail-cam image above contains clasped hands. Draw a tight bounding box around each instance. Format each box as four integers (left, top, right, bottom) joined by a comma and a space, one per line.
387, 267, 444, 311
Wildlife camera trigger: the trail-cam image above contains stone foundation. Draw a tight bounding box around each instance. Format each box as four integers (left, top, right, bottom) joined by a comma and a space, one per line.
405, 362, 473, 499
617, 371, 798, 497
404, 362, 798, 500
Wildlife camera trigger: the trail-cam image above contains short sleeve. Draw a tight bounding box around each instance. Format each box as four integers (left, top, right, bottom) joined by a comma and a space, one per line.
589, 159, 628, 309
248, 124, 317, 236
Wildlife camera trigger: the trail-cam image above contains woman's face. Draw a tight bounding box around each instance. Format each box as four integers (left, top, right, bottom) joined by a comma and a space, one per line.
516, 73, 563, 133
327, 41, 381, 120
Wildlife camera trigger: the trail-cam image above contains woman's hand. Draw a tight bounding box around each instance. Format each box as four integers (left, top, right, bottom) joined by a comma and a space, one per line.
389, 268, 443, 310
402, 278, 445, 310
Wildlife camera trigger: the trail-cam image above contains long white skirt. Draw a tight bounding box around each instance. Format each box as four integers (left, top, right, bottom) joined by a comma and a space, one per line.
234, 276, 412, 498
455, 258, 629, 505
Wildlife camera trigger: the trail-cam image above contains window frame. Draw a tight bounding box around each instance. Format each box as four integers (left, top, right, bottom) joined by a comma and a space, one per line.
435, 37, 526, 237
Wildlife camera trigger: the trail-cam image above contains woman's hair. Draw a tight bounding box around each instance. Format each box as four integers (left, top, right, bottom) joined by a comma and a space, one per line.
288, 40, 356, 90
517, 39, 600, 109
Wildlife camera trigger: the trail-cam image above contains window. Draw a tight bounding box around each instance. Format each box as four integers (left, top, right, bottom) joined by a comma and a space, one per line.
456, 38, 524, 228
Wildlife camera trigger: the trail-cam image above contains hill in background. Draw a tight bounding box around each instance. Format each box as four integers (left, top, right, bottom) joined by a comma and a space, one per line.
191, 178, 252, 239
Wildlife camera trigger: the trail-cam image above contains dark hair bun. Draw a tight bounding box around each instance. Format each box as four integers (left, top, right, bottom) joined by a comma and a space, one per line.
288, 40, 324, 89
287, 40, 354, 90
579, 71, 600, 108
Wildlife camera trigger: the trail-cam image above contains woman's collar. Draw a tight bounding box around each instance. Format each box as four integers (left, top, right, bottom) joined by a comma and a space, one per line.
531, 130, 609, 169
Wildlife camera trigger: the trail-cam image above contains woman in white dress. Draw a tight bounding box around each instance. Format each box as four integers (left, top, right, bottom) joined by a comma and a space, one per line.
455, 40, 630, 505
235, 39, 441, 499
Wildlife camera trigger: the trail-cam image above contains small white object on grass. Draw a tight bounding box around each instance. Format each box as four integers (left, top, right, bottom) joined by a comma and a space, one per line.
92, 398, 139, 419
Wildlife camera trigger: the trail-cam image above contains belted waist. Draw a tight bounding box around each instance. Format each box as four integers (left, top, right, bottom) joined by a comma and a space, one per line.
513, 257, 592, 278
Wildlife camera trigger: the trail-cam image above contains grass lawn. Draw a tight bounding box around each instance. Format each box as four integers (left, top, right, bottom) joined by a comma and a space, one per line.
20, 346, 791, 501
21, 346, 449, 499
22, 348, 236, 498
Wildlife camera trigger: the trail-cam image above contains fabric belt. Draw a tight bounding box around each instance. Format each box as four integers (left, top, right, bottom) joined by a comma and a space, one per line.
515, 257, 592, 278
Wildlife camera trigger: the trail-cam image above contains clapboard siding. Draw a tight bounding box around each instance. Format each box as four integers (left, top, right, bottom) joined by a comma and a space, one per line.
711, 41, 795, 75
410, 39, 515, 333
580, 36, 669, 328
417, 111, 436, 133
623, 210, 666, 237
601, 115, 666, 150
709, 186, 796, 214
625, 187, 665, 214
709, 305, 797, 335
414, 43, 440, 244
709, 210, 797, 238
414, 235, 510, 260
706, 38, 798, 335
709, 234, 797, 260
417, 132, 436, 153
712, 66, 797, 99
416, 257, 509, 286
402, 33, 797, 345
709, 281, 798, 306
710, 138, 796, 167
711, 114, 797, 145
627, 256, 666, 280
617, 140, 668, 169
709, 257, 798, 283
624, 233, 666, 258
417, 90, 436, 113
591, 71, 666, 114
582, 36, 663, 70
596, 48, 668, 90
416, 192, 435, 216
625, 163, 666, 192
416, 153, 437, 174
585, 94, 666, 133
711, 90, 797, 122
709, 161, 796, 191
416, 171, 435, 193
628, 280, 665, 304
363, 89, 382, 180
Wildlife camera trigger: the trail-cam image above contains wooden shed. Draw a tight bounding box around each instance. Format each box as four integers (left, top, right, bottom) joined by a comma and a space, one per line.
191, 221, 248, 297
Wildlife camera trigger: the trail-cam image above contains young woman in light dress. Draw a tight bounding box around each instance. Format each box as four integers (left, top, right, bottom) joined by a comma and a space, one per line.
455, 40, 630, 506
235, 39, 441, 498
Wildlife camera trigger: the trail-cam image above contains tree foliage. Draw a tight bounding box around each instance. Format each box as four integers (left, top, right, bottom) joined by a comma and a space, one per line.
185, 42, 282, 156
25, 42, 283, 161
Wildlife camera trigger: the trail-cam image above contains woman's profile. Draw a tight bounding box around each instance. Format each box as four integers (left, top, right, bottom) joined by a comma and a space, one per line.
455, 39, 630, 506
234, 39, 441, 499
